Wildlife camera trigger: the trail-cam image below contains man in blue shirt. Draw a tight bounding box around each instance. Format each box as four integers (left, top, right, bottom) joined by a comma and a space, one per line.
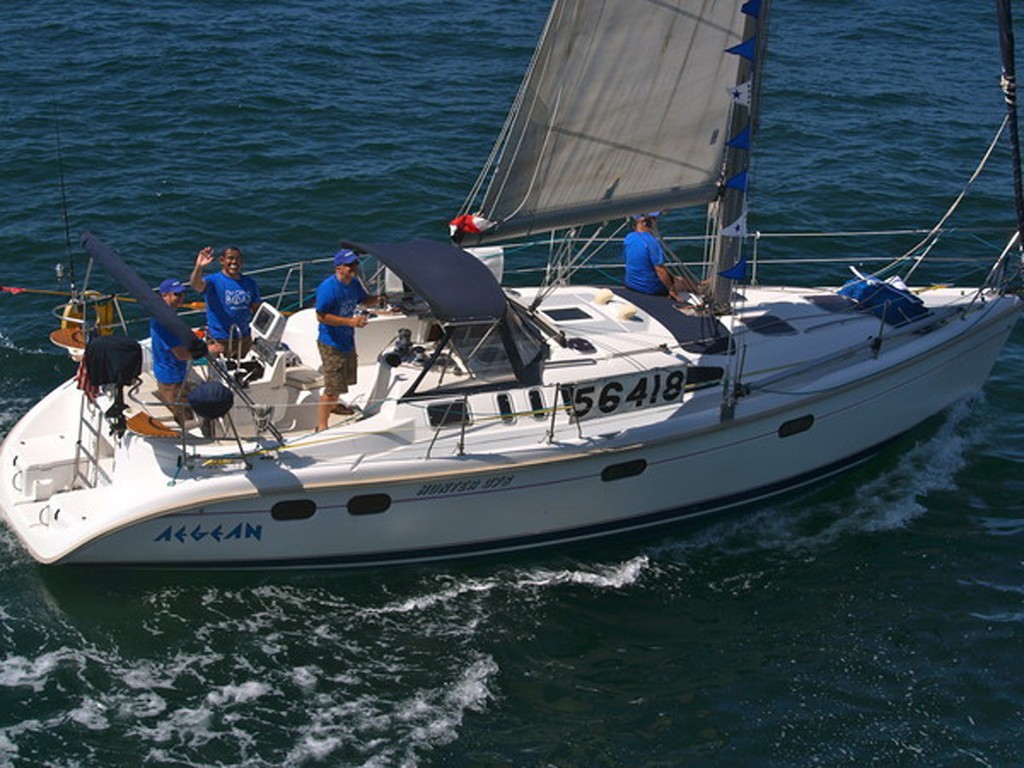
189, 245, 261, 359
623, 213, 682, 298
315, 248, 378, 431
150, 278, 193, 425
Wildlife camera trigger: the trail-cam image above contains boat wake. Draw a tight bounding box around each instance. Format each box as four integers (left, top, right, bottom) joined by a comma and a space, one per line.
647, 395, 989, 562
0, 551, 653, 767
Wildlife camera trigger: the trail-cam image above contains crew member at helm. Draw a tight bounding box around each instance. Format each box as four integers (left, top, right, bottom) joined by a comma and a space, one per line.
315, 248, 379, 431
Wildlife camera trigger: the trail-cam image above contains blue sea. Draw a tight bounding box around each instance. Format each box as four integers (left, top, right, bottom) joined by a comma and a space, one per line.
2, 1, 1023, 765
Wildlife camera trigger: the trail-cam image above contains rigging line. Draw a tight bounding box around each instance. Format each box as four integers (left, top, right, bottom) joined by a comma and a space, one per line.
461, 75, 525, 215
467, 1, 562, 219
563, 221, 625, 275
754, 228, 943, 239
981, 229, 1021, 293
889, 115, 1009, 278
496, 85, 564, 228
541, 230, 573, 292
534, 220, 629, 308
659, 234, 706, 288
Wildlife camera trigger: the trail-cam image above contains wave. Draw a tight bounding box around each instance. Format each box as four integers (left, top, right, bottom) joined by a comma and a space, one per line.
0, 549, 649, 766
647, 395, 988, 563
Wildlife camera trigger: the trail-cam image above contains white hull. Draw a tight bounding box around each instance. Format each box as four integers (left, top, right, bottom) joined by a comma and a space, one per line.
2, 283, 1018, 568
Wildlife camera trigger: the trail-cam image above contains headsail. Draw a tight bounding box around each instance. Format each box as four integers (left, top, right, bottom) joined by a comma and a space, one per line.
459, 0, 762, 244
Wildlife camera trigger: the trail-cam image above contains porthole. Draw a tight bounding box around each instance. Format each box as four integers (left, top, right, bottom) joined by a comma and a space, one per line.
778, 414, 814, 438
601, 459, 648, 482
348, 494, 392, 516
496, 393, 516, 424
271, 499, 316, 521
528, 389, 546, 419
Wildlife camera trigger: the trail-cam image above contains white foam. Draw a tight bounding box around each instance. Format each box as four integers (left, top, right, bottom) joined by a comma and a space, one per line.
283, 654, 498, 767
375, 578, 500, 615
68, 697, 110, 730
118, 691, 168, 720
205, 680, 271, 707
290, 665, 319, 692
134, 705, 214, 745
0, 730, 17, 764
0, 651, 64, 692
516, 555, 649, 590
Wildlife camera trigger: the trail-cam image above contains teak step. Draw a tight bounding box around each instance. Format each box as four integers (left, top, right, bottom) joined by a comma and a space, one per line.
126, 412, 180, 438
50, 327, 86, 350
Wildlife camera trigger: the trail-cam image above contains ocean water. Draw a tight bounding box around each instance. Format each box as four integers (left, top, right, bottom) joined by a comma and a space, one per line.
2, 1, 1024, 765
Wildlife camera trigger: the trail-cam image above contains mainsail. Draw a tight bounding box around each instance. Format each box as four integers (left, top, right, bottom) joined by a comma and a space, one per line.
462, 0, 763, 244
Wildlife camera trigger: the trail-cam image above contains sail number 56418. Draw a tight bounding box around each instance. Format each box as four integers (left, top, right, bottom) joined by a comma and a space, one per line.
562, 366, 722, 422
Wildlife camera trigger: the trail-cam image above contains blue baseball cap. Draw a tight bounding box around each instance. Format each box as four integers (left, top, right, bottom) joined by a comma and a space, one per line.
333, 249, 359, 267
158, 278, 187, 294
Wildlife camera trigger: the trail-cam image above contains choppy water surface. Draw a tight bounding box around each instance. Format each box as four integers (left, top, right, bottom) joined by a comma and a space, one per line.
1, 1, 1023, 765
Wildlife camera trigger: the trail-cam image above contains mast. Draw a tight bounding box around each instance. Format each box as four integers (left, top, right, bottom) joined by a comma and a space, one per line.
996, 0, 1024, 248
705, 0, 771, 313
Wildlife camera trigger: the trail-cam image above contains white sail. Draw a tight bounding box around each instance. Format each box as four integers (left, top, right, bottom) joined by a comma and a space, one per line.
473, 0, 757, 242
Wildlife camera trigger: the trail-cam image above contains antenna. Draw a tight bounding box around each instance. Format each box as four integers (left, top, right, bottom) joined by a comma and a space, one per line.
53, 103, 77, 296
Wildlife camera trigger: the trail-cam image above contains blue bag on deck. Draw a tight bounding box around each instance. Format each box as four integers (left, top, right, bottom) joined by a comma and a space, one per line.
837, 271, 928, 326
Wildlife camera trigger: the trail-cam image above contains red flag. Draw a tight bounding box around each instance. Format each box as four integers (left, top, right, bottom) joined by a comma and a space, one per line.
448, 213, 494, 238
74, 358, 98, 402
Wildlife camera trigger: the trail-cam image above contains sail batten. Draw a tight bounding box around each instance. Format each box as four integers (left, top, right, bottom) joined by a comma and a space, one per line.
469, 0, 753, 243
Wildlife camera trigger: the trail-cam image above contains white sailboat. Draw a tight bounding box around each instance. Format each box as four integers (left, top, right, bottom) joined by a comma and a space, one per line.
1, 0, 1021, 567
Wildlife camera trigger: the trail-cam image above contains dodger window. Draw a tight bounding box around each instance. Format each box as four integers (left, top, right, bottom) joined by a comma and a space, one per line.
448, 320, 515, 384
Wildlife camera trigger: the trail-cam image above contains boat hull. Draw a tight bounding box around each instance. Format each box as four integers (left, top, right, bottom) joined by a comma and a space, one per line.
34, 294, 1017, 568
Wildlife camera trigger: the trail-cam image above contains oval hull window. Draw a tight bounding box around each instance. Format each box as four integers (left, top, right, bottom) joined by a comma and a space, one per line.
271, 499, 316, 521
348, 494, 392, 516
601, 459, 648, 482
778, 414, 814, 438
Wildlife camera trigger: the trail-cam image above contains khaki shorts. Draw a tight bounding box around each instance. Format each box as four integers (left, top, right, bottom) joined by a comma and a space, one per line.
156, 379, 195, 425
318, 342, 358, 396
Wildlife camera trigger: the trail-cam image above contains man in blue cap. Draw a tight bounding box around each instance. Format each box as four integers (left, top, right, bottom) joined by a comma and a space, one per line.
315, 248, 379, 431
150, 278, 194, 425
623, 213, 680, 297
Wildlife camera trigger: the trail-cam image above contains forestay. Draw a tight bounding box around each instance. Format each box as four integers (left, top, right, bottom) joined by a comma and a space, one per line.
472, 0, 753, 242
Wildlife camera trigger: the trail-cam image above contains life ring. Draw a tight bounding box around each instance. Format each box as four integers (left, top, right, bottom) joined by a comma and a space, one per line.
60, 300, 83, 331
59, 291, 116, 335
93, 296, 115, 335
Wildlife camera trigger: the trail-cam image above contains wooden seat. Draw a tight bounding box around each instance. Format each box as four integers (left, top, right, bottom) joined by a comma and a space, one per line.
49, 327, 86, 352
126, 412, 180, 438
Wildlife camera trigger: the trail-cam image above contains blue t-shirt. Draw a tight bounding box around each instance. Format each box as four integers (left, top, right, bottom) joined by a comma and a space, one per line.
623, 231, 667, 295
150, 318, 187, 385
202, 272, 261, 339
316, 275, 368, 353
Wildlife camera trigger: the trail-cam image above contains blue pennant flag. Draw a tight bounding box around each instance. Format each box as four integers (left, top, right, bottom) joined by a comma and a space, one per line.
742, 0, 762, 18
718, 256, 748, 281
726, 36, 757, 62
725, 170, 748, 191
726, 126, 751, 151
